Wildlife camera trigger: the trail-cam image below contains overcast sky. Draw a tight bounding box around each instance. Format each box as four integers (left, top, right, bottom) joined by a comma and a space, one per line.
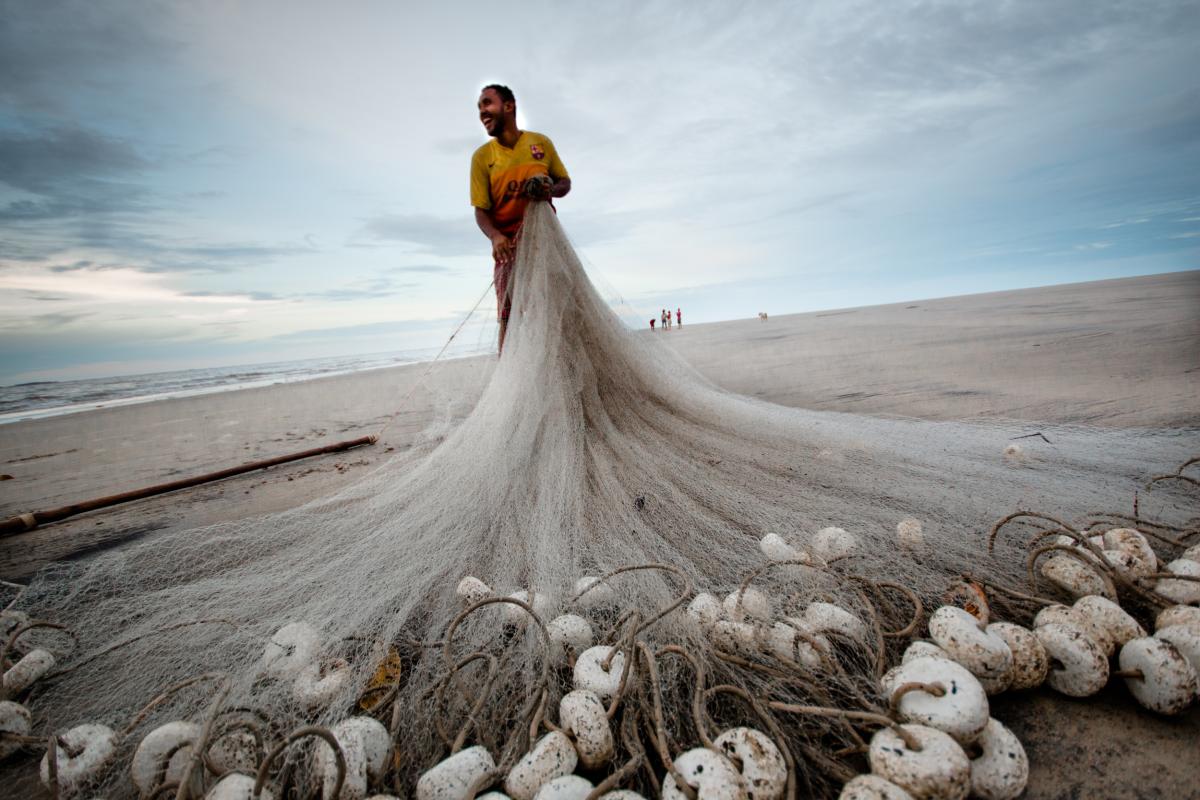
1, 0, 1197, 383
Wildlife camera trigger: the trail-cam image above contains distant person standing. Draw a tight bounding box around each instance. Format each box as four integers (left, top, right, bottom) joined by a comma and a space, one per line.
471, 84, 571, 353
676, 308, 681, 327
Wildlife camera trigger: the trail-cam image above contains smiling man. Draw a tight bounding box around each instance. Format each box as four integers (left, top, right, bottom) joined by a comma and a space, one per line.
471, 84, 571, 352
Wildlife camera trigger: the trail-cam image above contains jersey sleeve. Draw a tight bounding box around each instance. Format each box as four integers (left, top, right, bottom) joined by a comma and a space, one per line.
470, 147, 492, 210
544, 137, 569, 181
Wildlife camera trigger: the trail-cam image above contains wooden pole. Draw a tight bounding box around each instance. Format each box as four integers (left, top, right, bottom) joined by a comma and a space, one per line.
0, 435, 377, 538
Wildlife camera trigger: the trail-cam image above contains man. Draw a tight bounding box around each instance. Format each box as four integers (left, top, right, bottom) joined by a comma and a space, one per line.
470, 84, 571, 352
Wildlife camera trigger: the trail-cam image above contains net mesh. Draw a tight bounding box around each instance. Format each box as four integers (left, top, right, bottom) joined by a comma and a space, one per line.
11, 203, 1198, 798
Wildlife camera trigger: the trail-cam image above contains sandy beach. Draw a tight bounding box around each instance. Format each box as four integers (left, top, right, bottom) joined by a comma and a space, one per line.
2, 269, 1198, 798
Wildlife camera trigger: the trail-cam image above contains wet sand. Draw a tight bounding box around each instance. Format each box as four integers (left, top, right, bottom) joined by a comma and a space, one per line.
1, 270, 1197, 798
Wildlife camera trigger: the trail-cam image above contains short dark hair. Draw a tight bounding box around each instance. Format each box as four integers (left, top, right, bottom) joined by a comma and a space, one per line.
481, 84, 515, 105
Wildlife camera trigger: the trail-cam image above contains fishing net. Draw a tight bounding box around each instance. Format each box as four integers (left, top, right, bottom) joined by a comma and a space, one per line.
8, 202, 1199, 798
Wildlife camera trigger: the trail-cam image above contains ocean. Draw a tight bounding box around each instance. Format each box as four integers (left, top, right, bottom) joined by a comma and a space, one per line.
0, 346, 492, 424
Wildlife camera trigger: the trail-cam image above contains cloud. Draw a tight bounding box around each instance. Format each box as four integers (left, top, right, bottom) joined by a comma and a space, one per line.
8, 230, 314, 274
0, 125, 147, 195
181, 289, 285, 302
0, 180, 152, 222
21, 290, 73, 302
29, 311, 94, 327
0, 240, 53, 262
302, 275, 420, 302
305, 286, 416, 301
1133, 88, 1200, 148
354, 213, 481, 256
164, 242, 314, 268
1100, 217, 1153, 229
198, 318, 251, 330
185, 275, 426, 303
0, 265, 280, 308
385, 264, 455, 274
48, 261, 101, 273
0, 309, 94, 332
0, 11, 304, 271
0, 196, 120, 221
177, 144, 250, 167
0, 125, 308, 270
270, 316, 462, 342
0, 0, 175, 113
0, 124, 162, 270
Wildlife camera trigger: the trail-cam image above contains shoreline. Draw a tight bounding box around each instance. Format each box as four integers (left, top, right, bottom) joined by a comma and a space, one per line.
0, 348, 493, 426
6, 269, 1195, 426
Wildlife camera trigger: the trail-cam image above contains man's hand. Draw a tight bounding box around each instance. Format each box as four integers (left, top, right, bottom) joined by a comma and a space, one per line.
491, 232, 514, 267
522, 175, 553, 201
476, 207, 513, 265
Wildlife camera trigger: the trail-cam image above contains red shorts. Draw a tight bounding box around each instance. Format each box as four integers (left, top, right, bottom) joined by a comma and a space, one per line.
494, 258, 513, 322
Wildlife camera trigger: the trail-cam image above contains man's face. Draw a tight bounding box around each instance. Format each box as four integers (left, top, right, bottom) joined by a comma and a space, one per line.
478, 89, 513, 138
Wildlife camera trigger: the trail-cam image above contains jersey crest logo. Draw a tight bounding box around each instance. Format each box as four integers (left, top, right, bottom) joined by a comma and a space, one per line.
529, 144, 545, 160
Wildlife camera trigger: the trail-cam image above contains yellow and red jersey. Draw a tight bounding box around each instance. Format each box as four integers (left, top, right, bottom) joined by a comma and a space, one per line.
470, 131, 568, 235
